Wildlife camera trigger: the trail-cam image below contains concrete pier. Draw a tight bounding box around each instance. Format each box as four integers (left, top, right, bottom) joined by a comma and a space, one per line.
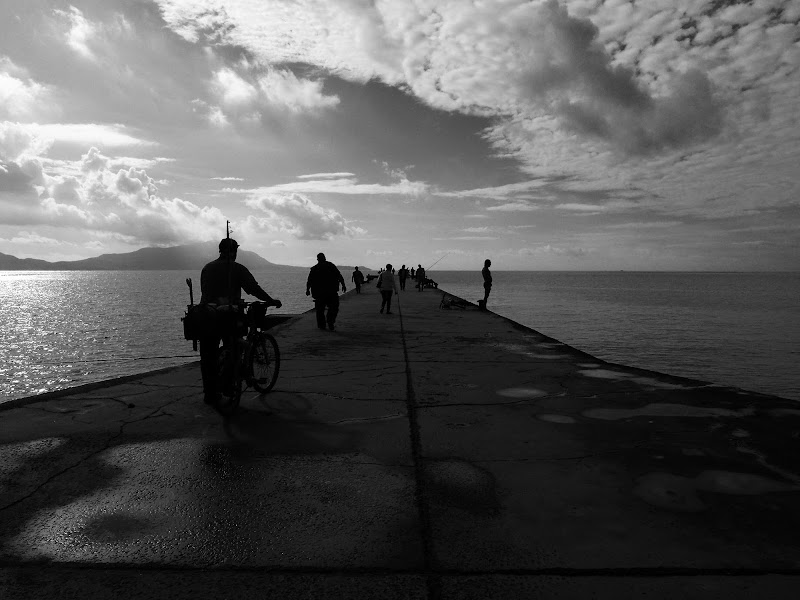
2, 284, 800, 599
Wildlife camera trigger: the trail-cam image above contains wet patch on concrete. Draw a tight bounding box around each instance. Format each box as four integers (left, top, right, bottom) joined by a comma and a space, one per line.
579, 369, 690, 390
537, 414, 576, 424
491, 342, 574, 360
633, 472, 706, 512
695, 470, 798, 495
582, 403, 754, 421
423, 459, 500, 516
579, 369, 631, 380
496, 387, 548, 399
80, 512, 154, 542
634, 469, 798, 513
769, 408, 800, 418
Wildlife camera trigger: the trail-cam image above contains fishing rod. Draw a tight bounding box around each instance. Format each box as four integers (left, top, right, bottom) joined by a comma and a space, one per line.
426, 253, 449, 272
226, 219, 234, 307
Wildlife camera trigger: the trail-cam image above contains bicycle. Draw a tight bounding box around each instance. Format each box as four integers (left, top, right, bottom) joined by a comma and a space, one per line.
215, 301, 281, 416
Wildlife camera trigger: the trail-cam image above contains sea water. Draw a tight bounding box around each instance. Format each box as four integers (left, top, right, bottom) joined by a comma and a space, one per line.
433, 270, 800, 401
1, 270, 798, 403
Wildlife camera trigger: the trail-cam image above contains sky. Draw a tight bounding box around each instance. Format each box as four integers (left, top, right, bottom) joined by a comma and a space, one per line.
1, 0, 798, 271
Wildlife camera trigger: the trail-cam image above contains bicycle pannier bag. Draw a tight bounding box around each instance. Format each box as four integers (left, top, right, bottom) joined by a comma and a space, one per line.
182, 304, 222, 340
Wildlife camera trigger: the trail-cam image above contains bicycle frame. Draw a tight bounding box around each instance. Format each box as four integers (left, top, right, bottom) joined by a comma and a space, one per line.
215, 301, 281, 415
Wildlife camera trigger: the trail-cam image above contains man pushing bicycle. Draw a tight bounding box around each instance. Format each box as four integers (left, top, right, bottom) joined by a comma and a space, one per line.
199, 238, 282, 405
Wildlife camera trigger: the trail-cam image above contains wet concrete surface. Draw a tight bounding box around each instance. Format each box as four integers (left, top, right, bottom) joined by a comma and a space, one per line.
2, 284, 800, 598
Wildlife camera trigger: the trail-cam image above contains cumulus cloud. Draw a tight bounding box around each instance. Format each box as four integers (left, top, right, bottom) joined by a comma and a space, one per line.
156, 0, 734, 159
204, 63, 339, 125
244, 192, 364, 240
191, 99, 230, 127
54, 6, 97, 60
3, 230, 61, 245
256, 68, 340, 112
0, 57, 58, 121
53, 6, 134, 62
0, 127, 227, 245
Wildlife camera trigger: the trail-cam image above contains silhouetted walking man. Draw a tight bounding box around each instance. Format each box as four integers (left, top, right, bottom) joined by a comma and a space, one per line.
199, 238, 282, 404
377, 263, 399, 314
352, 266, 365, 294
306, 252, 346, 331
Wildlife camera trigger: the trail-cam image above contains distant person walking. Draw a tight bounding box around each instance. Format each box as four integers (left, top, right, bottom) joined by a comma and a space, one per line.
199, 238, 282, 405
377, 263, 399, 314
410, 267, 415, 279
481, 259, 492, 309
306, 253, 346, 331
398, 264, 408, 291
352, 266, 365, 294
416, 264, 425, 291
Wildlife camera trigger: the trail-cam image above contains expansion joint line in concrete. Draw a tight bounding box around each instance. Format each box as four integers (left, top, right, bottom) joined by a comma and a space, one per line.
4, 563, 800, 578
396, 296, 442, 600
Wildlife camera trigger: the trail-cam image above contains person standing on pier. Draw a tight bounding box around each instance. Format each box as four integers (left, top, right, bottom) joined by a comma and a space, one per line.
416, 264, 425, 291
481, 259, 492, 309
307, 252, 346, 331
398, 265, 408, 290
377, 263, 399, 314
199, 238, 282, 405
351, 266, 365, 294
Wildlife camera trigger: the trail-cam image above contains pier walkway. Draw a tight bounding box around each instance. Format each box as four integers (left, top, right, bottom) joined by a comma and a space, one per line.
2, 285, 800, 599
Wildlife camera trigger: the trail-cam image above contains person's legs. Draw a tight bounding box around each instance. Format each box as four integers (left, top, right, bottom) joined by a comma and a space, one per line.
380, 290, 390, 312
199, 335, 220, 402
327, 295, 340, 328
385, 291, 393, 313
483, 283, 491, 303
314, 298, 327, 329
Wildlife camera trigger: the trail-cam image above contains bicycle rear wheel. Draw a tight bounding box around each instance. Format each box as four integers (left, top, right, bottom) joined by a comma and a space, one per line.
216, 345, 242, 416
249, 332, 280, 393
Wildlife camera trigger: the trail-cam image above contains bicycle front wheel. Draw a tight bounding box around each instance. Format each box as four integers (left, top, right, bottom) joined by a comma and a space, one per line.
249, 333, 280, 393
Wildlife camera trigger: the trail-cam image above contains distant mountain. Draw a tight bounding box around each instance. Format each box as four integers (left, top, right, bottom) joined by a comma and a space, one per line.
0, 242, 375, 274
0, 242, 306, 272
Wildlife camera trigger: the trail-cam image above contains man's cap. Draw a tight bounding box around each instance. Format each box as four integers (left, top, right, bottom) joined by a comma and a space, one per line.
317, 252, 326, 260
219, 238, 239, 252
